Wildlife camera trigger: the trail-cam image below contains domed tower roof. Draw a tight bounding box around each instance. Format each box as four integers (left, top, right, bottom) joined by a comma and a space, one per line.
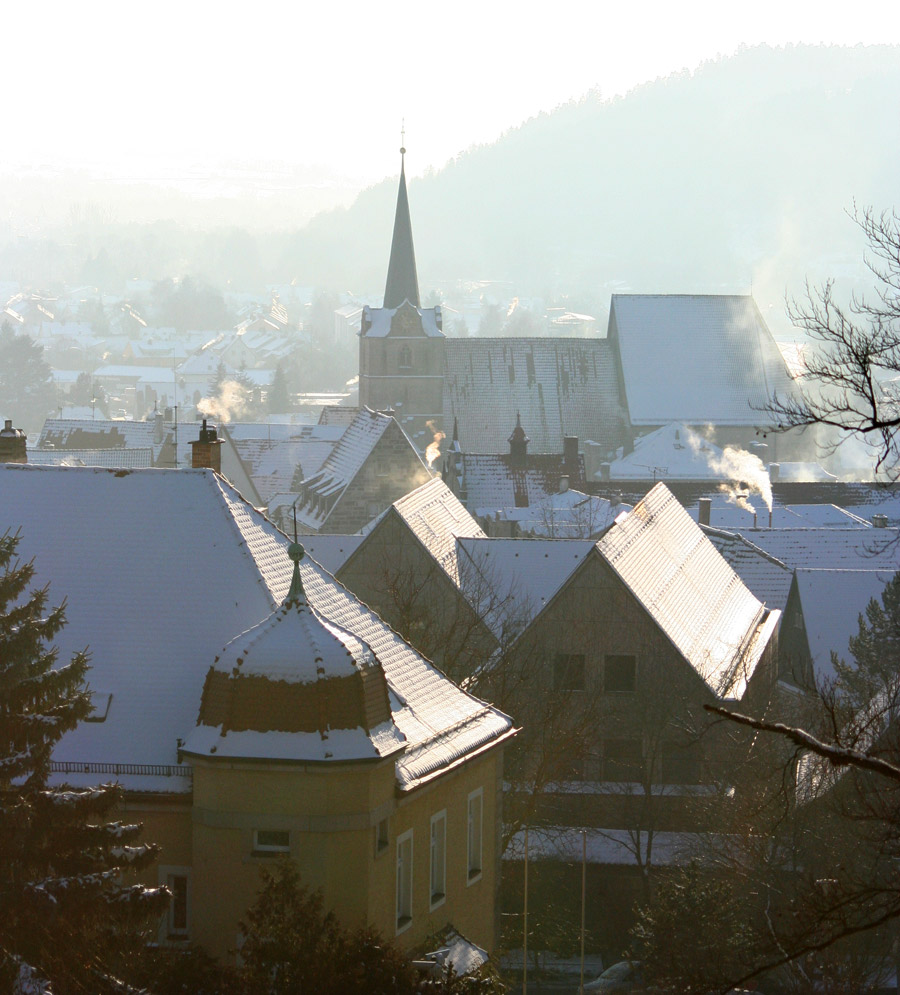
184, 542, 406, 763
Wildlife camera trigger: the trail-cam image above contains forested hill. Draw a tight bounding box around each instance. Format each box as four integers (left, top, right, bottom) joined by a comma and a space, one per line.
287, 44, 900, 318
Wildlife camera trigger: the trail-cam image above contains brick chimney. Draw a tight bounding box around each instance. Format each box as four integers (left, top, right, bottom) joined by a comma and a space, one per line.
563, 435, 579, 467
190, 418, 223, 472
0, 419, 26, 463
698, 498, 711, 527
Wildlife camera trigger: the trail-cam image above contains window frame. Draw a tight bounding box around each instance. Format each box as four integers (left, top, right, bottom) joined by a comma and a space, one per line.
396, 829, 414, 933
429, 810, 447, 910
467, 788, 483, 885
158, 865, 191, 942
252, 828, 291, 855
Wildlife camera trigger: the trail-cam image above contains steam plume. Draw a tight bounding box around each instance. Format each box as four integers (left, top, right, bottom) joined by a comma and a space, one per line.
425, 419, 445, 469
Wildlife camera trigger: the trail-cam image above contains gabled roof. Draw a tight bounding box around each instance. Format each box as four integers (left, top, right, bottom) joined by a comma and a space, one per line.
444, 338, 623, 454
610, 294, 799, 426
595, 483, 778, 698
1, 464, 513, 793
360, 301, 444, 338
231, 430, 337, 504
702, 526, 794, 612
497, 488, 632, 539
382, 477, 485, 585
792, 568, 896, 683
457, 536, 596, 634
295, 409, 428, 532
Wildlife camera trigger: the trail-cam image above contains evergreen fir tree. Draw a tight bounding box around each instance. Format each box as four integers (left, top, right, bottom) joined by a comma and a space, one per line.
833, 571, 900, 709
0, 530, 168, 994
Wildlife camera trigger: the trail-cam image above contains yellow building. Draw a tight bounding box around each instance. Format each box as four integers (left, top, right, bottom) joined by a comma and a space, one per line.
1, 463, 515, 962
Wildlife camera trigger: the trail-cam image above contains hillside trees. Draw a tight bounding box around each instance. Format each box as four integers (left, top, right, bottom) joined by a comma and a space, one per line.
0, 530, 167, 993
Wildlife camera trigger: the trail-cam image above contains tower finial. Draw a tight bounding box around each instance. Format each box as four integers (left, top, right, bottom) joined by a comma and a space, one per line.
400, 118, 406, 156
286, 539, 306, 605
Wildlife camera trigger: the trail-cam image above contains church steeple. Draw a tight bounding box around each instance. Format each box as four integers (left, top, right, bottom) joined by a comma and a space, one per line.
383, 147, 420, 309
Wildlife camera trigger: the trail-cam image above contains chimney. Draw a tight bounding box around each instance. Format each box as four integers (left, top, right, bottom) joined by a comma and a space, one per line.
190, 418, 224, 472
509, 412, 529, 470
559, 475, 569, 493
698, 498, 711, 527
599, 462, 611, 483
768, 462, 780, 482
873, 514, 889, 528
0, 419, 27, 464
563, 435, 579, 466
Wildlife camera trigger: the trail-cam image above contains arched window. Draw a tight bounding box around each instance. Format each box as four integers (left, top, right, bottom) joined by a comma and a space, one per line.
398, 345, 412, 370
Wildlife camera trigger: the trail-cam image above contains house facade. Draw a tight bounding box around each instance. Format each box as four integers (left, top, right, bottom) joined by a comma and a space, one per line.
3, 464, 515, 961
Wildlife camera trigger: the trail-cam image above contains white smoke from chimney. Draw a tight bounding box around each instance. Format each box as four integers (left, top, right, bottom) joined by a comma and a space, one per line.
424, 419, 445, 469
197, 380, 253, 424
686, 431, 773, 513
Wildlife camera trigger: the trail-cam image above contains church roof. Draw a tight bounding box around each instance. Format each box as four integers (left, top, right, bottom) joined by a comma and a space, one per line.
383, 154, 420, 309
609, 294, 799, 427
444, 338, 623, 454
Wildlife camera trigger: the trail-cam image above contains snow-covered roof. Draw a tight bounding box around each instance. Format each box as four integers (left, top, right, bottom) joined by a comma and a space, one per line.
701, 526, 794, 612
37, 418, 163, 460
595, 483, 779, 698
605, 423, 734, 481
27, 447, 154, 469
457, 536, 596, 634
746, 527, 900, 571
497, 488, 632, 539
1, 465, 513, 793
232, 433, 336, 504
361, 301, 443, 338
793, 568, 896, 683
295, 409, 427, 532
687, 502, 871, 530
610, 294, 799, 426
388, 478, 485, 585
299, 535, 367, 575
444, 338, 623, 454
459, 452, 587, 516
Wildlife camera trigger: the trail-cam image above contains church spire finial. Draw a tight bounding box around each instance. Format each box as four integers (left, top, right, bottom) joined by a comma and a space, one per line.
383, 137, 420, 310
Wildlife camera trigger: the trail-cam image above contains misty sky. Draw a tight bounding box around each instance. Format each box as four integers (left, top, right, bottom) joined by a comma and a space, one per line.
8, 1, 900, 185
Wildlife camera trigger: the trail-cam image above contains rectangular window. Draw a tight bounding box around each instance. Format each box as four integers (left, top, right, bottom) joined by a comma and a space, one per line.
604, 654, 636, 694
553, 653, 586, 691
396, 830, 413, 932
430, 811, 447, 908
375, 817, 389, 857
167, 873, 189, 937
467, 788, 483, 884
253, 829, 290, 855
602, 739, 642, 781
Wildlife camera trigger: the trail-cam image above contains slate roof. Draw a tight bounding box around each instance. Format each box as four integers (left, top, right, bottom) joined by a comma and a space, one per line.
444, 338, 624, 454
793, 569, 896, 683
745, 528, 900, 571
299, 535, 367, 575
702, 526, 794, 612
37, 418, 166, 462
594, 483, 779, 698
1, 464, 513, 793
688, 503, 871, 530
609, 294, 799, 426
457, 453, 587, 516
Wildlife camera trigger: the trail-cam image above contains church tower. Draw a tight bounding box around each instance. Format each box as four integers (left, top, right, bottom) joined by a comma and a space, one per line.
358, 146, 445, 453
